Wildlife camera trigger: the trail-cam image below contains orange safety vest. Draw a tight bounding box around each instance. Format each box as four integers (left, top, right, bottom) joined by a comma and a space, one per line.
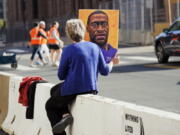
48, 26, 60, 45
29, 27, 41, 45
39, 28, 47, 45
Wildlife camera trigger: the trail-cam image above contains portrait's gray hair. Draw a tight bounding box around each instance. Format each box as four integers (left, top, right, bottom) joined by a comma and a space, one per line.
65, 19, 86, 42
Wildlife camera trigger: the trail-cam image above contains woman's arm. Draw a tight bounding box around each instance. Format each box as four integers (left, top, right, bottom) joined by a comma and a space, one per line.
98, 50, 112, 76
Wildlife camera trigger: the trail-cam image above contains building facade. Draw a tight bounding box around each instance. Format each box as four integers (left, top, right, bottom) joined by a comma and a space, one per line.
4, 0, 180, 45
114, 0, 180, 45
6, 0, 114, 44
6, 0, 99, 27
0, 0, 3, 19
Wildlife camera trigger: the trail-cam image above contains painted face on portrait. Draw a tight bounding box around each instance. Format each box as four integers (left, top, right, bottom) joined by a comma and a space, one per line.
87, 13, 109, 47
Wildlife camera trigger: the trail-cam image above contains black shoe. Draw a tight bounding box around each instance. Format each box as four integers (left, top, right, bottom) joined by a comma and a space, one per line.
53, 114, 73, 134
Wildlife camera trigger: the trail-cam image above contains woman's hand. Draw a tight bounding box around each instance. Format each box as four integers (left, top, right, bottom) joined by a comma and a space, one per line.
112, 54, 120, 65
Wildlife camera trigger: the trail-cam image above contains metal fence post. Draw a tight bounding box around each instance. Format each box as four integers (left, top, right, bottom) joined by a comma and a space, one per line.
168, 0, 172, 24
141, 0, 145, 45
177, 0, 180, 18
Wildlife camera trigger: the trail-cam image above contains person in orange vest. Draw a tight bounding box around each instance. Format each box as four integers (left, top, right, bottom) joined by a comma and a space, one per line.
48, 21, 64, 67
39, 21, 51, 64
29, 22, 47, 67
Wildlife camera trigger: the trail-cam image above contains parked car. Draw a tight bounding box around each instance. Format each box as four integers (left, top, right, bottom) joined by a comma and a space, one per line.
154, 18, 180, 63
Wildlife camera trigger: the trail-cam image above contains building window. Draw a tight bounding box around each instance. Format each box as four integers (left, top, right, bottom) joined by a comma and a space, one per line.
15, 0, 19, 21
99, 0, 113, 9
0, 2, 3, 9
79, 0, 84, 9
157, 0, 164, 9
32, 0, 38, 19
0, 2, 3, 19
0, 12, 3, 18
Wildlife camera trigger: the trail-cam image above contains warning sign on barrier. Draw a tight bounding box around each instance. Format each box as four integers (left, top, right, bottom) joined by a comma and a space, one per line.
124, 113, 145, 135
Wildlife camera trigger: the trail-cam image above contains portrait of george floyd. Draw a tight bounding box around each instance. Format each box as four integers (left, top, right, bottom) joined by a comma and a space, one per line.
79, 9, 119, 63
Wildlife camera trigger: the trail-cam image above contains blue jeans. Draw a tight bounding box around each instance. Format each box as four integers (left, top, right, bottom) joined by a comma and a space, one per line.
30, 45, 43, 61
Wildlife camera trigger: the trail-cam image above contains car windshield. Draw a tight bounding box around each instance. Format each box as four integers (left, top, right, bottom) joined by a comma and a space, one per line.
169, 21, 180, 31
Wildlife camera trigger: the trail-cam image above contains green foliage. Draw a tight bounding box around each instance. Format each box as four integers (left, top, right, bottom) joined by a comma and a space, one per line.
0, 19, 5, 28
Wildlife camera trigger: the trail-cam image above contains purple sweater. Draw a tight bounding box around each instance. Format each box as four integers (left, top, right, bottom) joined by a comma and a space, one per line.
58, 41, 110, 96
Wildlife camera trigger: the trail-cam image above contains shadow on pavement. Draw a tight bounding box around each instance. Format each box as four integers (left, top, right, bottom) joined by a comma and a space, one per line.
112, 62, 180, 73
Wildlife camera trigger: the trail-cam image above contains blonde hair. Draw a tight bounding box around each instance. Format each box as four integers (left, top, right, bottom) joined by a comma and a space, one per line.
65, 19, 86, 42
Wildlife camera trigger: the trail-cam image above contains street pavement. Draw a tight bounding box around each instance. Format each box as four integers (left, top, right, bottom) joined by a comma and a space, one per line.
1, 45, 180, 114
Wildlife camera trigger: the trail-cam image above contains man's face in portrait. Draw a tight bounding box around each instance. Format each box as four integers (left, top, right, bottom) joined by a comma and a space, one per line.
87, 13, 109, 47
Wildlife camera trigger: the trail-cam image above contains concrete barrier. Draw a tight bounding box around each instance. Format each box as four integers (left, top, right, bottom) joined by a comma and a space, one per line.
0, 75, 16, 134
0, 72, 11, 126
123, 104, 180, 135
33, 83, 54, 135
1, 76, 25, 135
22, 83, 54, 135
0, 73, 180, 135
70, 95, 124, 135
8, 75, 33, 135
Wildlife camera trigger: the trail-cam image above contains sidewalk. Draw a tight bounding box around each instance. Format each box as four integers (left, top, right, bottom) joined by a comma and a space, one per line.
7, 44, 154, 55
2, 36, 155, 55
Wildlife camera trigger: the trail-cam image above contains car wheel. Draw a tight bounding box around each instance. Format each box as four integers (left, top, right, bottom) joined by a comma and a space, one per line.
156, 44, 169, 63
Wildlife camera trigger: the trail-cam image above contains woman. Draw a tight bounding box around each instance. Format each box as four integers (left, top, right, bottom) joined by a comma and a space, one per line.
45, 19, 114, 135
39, 21, 51, 64
48, 21, 64, 66
29, 22, 47, 67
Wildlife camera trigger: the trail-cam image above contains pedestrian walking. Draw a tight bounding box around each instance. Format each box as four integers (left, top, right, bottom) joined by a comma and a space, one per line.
39, 21, 51, 64
48, 21, 64, 67
29, 22, 47, 67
